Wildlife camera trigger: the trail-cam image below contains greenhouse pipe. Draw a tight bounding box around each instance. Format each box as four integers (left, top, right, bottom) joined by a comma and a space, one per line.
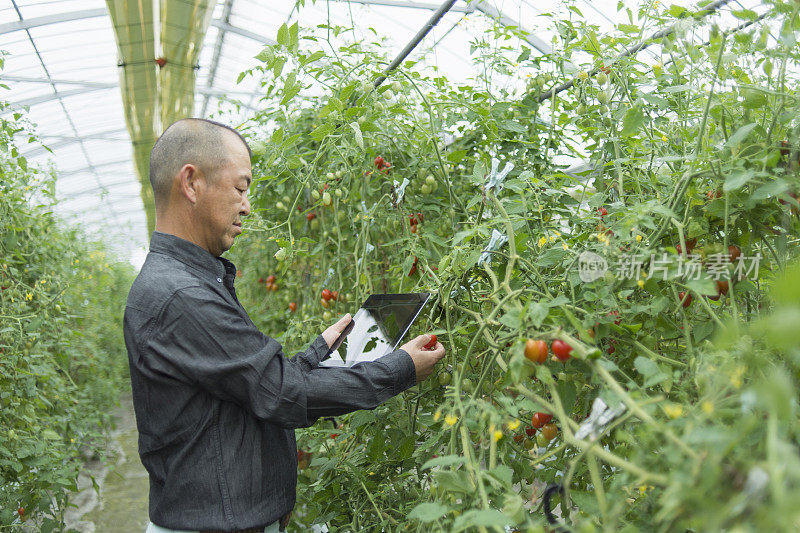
536, 0, 737, 103
373, 0, 458, 87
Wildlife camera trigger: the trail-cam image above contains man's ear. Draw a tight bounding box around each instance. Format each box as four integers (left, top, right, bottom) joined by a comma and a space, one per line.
176, 163, 202, 204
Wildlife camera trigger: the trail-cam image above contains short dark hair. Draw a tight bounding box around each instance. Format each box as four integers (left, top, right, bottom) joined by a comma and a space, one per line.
149, 118, 251, 205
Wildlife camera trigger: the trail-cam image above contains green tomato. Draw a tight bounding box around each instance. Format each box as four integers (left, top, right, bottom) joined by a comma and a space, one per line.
461, 378, 474, 394
536, 433, 549, 447
326, 172, 334, 180
597, 91, 609, 105
311, 189, 320, 201
421, 184, 432, 194
438, 373, 451, 386
426, 175, 436, 185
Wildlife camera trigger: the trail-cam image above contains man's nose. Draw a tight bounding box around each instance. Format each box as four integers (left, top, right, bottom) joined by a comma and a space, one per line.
241, 194, 251, 217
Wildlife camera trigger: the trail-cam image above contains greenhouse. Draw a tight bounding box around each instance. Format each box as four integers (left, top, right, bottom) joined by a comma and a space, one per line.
1, 0, 798, 530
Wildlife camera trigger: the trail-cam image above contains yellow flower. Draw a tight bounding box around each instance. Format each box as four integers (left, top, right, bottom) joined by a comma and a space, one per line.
444, 414, 458, 426
577, 70, 588, 81
553, 231, 561, 237
25, 293, 32, 301
730, 366, 745, 389
493, 430, 503, 442
434, 409, 441, 422
636, 234, 642, 243
663, 404, 684, 419
662, 135, 668, 142
507, 419, 520, 431
637, 279, 645, 289
562, 243, 568, 250
538, 236, 548, 247
701, 401, 714, 415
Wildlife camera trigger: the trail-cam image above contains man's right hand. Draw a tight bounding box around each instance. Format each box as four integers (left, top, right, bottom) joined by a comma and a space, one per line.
399, 334, 446, 383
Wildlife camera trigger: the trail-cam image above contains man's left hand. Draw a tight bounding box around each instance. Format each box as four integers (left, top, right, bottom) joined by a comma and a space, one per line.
322, 313, 352, 348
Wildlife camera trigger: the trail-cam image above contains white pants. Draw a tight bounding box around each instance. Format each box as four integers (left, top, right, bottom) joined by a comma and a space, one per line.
146, 521, 280, 533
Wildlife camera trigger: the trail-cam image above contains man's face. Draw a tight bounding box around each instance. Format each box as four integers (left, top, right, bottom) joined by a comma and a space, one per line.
196, 134, 252, 257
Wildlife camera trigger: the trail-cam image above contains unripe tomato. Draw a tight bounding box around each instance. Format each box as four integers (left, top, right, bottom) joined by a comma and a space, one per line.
438, 372, 451, 386
320, 298, 330, 309
462, 379, 474, 394
541, 423, 558, 441
426, 175, 436, 185
523, 438, 536, 450
323, 311, 331, 321
536, 433, 549, 447
532, 412, 553, 429
420, 184, 432, 194
596, 71, 608, 85
323, 192, 332, 206
289, 302, 297, 312
311, 189, 320, 201
551, 340, 572, 361
524, 339, 548, 363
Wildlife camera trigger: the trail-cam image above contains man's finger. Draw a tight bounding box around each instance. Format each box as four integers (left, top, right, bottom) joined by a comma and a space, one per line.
335, 313, 351, 330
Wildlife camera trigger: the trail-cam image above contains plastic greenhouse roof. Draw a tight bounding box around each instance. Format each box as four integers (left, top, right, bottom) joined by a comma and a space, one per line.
0, 0, 769, 268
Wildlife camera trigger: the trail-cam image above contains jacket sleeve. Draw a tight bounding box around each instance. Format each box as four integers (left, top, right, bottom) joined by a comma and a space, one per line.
144, 286, 417, 428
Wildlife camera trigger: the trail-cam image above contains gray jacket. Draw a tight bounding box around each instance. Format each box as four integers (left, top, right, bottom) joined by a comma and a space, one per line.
123, 231, 416, 531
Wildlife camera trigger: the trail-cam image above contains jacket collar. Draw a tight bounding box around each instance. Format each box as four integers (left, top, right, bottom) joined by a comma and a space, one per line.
149, 231, 236, 279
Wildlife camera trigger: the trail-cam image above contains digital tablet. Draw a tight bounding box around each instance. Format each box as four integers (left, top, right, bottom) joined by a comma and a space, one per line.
319, 293, 431, 368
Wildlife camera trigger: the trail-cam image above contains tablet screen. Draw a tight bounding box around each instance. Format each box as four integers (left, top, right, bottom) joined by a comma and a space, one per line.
320, 293, 430, 367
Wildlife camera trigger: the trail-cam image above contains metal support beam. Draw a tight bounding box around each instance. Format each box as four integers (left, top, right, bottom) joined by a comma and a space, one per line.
22, 129, 129, 158
325, 0, 471, 12
0, 8, 107, 35
60, 179, 140, 201
6, 86, 114, 109
201, 0, 235, 117
209, 18, 276, 46
468, 1, 552, 55
57, 159, 132, 177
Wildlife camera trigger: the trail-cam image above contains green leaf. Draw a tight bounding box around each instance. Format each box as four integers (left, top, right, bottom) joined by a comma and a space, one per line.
453, 509, 510, 532
723, 169, 755, 192
724, 123, 756, 148
409, 502, 450, 522
634, 355, 659, 377
276, 23, 289, 47
620, 107, 645, 136
422, 455, 465, 470
349, 122, 364, 151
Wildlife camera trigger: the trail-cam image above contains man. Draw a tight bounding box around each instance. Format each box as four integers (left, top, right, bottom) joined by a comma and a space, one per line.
124, 118, 446, 533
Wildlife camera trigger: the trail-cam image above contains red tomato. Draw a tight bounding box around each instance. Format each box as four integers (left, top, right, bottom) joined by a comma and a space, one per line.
410, 224, 418, 234
322, 289, 332, 301
513, 434, 524, 443
728, 245, 741, 263
417, 212, 424, 222
266, 275, 276, 284
524, 339, 548, 364
525, 427, 536, 437
607, 344, 616, 355
532, 412, 553, 429
607, 310, 621, 325
374, 155, 384, 168
551, 340, 573, 361
258, 277, 264, 284
306, 212, 316, 221
423, 334, 437, 350
598, 207, 607, 216
236, 270, 243, 277
679, 291, 692, 308
331, 291, 339, 301
18, 507, 24, 516
289, 302, 297, 312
